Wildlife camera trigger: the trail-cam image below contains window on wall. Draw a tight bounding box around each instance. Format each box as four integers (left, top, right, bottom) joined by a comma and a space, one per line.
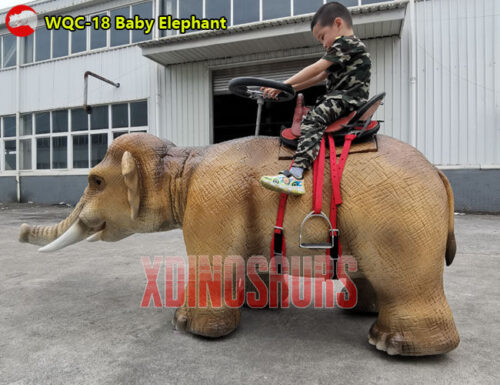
73, 135, 89, 168
132, 2, 153, 43
20, 139, 32, 170
179, 0, 203, 33
2, 116, 17, 170
3, 34, 17, 68
113, 131, 126, 139
233, 0, 259, 25
108, 2, 154, 46
71, 109, 88, 131
4, 140, 16, 170
3, 116, 16, 137
35, 28, 51, 62
112, 104, 129, 128
52, 137, 67, 168
130, 101, 148, 127
72, 132, 108, 169
180, 0, 203, 18
6, 0, 387, 65
91, 13, 107, 49
330, 0, 358, 7
160, 0, 178, 37
24, 27, 71, 63
111, 7, 131, 47
206, 0, 231, 24
71, 28, 87, 54
91, 134, 108, 167
20, 114, 33, 135
36, 138, 50, 169
360, 0, 387, 4
14, 2, 157, 64
294, 0, 324, 15
263, 0, 290, 20
1, 101, 148, 172
52, 29, 69, 58
23, 34, 34, 64
52, 110, 68, 133
35, 112, 50, 134
90, 106, 108, 130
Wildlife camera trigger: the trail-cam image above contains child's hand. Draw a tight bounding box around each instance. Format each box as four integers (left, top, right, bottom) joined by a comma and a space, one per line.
261, 87, 282, 100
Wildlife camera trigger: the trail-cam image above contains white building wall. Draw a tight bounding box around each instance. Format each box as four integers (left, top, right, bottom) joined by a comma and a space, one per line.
17, 46, 153, 112
0, 0, 160, 131
0, 45, 158, 135
366, 0, 499, 167
0, 68, 17, 113
365, 35, 410, 144
159, 61, 211, 146
411, 0, 499, 166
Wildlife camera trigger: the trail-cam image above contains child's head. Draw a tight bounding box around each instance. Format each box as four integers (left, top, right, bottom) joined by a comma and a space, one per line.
311, 2, 354, 49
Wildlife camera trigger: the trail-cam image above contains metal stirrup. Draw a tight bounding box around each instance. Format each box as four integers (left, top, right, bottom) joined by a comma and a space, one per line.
299, 211, 339, 249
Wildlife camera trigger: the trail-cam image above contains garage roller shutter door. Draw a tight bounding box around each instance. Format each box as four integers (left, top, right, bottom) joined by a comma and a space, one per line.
212, 58, 318, 94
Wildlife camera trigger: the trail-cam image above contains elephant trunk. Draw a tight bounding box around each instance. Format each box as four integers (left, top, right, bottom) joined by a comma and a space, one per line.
19, 197, 86, 246
38, 219, 93, 253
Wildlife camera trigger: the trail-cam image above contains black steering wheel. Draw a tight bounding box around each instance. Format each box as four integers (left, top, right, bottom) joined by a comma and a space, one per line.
228, 77, 296, 102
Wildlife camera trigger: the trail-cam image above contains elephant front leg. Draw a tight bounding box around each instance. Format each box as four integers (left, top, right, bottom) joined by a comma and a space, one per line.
172, 255, 242, 338
173, 305, 240, 338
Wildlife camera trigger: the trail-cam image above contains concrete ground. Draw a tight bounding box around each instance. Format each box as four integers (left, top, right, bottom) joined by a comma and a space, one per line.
0, 203, 499, 385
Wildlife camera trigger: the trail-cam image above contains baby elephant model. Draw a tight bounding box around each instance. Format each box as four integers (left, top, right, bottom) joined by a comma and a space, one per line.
19, 133, 459, 356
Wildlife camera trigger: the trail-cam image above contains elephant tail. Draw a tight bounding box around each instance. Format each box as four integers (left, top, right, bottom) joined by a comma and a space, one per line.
437, 169, 456, 266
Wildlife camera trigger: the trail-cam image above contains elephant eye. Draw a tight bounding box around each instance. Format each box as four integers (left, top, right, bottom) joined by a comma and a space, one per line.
89, 174, 105, 190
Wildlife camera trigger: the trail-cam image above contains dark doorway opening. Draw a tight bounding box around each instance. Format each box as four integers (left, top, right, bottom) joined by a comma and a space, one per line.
213, 85, 326, 143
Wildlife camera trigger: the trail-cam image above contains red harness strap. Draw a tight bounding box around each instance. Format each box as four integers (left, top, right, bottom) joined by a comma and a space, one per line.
270, 161, 294, 274
312, 138, 326, 214
324, 134, 356, 278
326, 135, 341, 272
271, 134, 356, 279
270, 191, 288, 274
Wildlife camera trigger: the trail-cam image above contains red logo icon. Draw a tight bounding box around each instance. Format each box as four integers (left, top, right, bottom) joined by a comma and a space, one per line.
6, 5, 38, 37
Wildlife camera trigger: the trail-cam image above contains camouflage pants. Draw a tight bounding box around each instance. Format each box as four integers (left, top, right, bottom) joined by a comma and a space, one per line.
293, 97, 355, 169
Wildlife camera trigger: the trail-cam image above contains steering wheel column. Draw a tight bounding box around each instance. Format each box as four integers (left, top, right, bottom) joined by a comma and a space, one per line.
228, 77, 296, 136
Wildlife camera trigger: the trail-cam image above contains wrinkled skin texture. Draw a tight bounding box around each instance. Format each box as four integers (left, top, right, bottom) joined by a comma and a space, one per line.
19, 133, 459, 356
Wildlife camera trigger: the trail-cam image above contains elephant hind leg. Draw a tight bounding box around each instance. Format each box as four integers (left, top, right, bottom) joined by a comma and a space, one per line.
356, 230, 459, 356
367, 294, 460, 356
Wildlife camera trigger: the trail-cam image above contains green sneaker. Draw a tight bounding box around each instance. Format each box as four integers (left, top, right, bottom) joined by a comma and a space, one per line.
260, 170, 305, 195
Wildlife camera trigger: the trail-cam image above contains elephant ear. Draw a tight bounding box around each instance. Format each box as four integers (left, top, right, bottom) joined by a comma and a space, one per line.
121, 151, 140, 220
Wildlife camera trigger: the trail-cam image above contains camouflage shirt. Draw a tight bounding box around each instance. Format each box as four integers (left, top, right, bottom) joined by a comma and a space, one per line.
322, 35, 371, 106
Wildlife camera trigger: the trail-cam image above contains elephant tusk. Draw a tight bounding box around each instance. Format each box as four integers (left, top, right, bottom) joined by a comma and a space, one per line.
38, 219, 90, 252
86, 231, 102, 242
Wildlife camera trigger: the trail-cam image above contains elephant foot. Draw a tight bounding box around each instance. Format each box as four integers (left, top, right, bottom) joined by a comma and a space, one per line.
368, 317, 460, 356
368, 322, 407, 355
173, 306, 241, 338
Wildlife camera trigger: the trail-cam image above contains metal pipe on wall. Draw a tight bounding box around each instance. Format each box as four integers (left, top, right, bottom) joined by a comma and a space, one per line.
15, 35, 20, 202
155, 0, 162, 137
495, 0, 500, 151
83, 71, 120, 113
409, 0, 417, 148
